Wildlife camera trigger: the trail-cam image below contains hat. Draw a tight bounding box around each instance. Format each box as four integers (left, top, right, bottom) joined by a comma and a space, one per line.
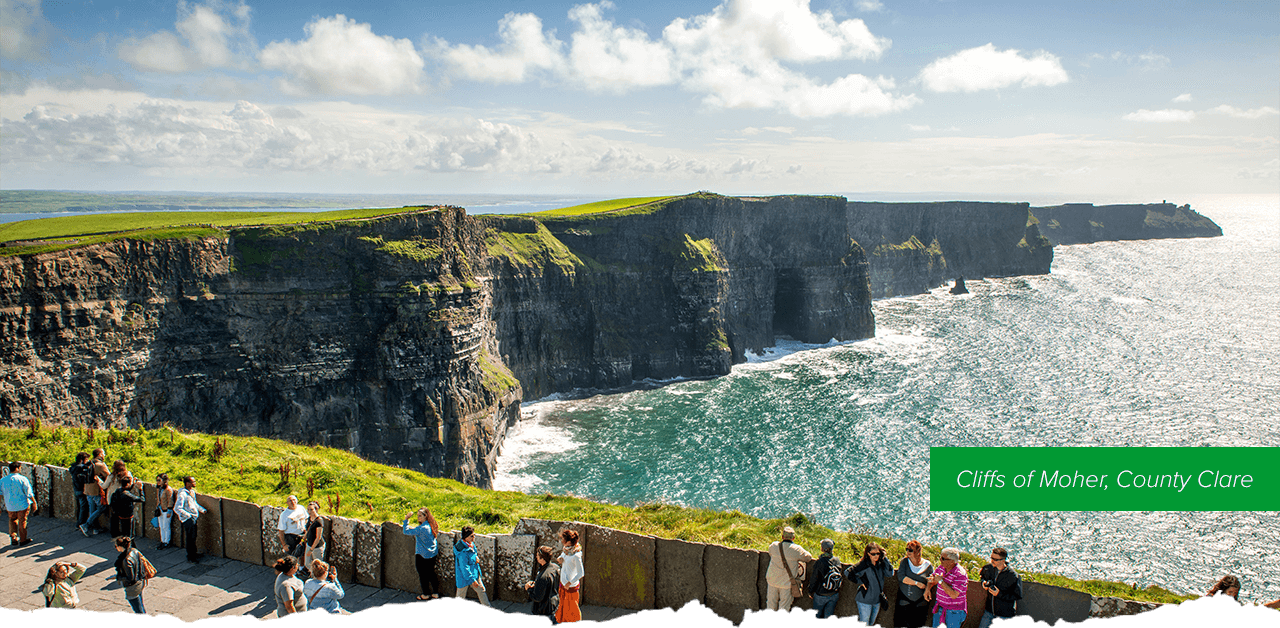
820, 538, 834, 552
782, 526, 796, 540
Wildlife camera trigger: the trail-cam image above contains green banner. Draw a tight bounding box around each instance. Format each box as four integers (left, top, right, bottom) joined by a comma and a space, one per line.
929, 447, 1280, 511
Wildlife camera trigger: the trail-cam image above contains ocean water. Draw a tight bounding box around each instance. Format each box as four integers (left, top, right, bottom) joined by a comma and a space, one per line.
494, 193, 1280, 603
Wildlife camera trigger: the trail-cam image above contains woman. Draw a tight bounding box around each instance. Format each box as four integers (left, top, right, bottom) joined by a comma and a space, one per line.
272, 555, 307, 616
109, 475, 145, 537
403, 507, 440, 600
41, 561, 86, 608
155, 474, 176, 550
556, 528, 584, 624
102, 460, 129, 501
303, 501, 326, 568
524, 545, 560, 620
1207, 575, 1241, 600
113, 536, 149, 613
849, 541, 893, 625
895, 540, 934, 627
304, 559, 349, 614
927, 548, 968, 628
453, 526, 490, 606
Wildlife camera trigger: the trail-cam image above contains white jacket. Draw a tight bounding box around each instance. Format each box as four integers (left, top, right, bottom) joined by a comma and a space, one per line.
174, 488, 206, 522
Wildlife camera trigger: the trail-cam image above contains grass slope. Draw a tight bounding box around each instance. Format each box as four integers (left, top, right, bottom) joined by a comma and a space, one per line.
531, 196, 674, 217
0, 425, 1190, 604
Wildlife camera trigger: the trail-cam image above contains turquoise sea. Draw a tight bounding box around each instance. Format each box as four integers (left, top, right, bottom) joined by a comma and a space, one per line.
495, 194, 1280, 604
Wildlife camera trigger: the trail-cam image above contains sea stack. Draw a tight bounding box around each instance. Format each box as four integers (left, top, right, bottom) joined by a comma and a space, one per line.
951, 276, 969, 294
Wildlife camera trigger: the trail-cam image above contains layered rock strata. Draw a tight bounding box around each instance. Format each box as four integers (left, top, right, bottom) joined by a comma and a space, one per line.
1032, 202, 1222, 245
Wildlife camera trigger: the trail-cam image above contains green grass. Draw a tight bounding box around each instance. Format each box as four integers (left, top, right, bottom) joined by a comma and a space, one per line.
484, 221, 583, 272
0, 207, 441, 256
530, 196, 674, 217
0, 425, 1192, 604
0, 227, 227, 257
674, 234, 726, 272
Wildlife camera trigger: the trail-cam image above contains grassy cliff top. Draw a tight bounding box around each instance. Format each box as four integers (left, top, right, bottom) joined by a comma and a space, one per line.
530, 196, 676, 217
0, 425, 1190, 604
0, 207, 441, 257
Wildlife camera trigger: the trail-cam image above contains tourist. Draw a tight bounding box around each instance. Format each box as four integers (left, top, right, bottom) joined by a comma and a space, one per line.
79, 448, 110, 536
41, 561, 86, 608
525, 545, 560, 620
102, 459, 129, 504
155, 474, 176, 549
807, 538, 844, 619
304, 559, 349, 614
765, 526, 812, 611
977, 547, 1023, 628
1207, 575, 1241, 600
273, 555, 307, 616
1, 461, 36, 546
112, 536, 150, 613
850, 541, 893, 625
109, 475, 145, 537
556, 528, 584, 623
303, 501, 326, 568
453, 526, 491, 606
69, 452, 92, 530
277, 494, 307, 561
402, 507, 440, 600
895, 540, 934, 627
927, 548, 968, 628
174, 476, 207, 563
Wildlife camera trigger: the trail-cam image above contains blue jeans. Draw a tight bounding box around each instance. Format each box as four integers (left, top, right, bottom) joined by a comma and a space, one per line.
85, 500, 108, 530
813, 593, 838, 618
978, 610, 1010, 628
75, 493, 90, 527
857, 601, 880, 625
128, 595, 145, 614
933, 609, 966, 628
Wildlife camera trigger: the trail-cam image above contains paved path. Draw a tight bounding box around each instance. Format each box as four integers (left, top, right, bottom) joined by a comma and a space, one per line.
1, 516, 635, 621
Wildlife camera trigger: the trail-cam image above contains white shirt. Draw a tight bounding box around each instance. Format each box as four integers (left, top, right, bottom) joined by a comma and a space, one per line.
278, 507, 306, 535
174, 488, 206, 522
560, 548, 584, 588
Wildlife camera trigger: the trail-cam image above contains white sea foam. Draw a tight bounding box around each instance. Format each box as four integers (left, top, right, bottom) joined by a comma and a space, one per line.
492, 403, 580, 493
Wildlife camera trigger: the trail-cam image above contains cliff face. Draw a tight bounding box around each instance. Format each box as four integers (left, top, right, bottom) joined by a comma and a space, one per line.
1033, 203, 1223, 245
846, 201, 1053, 298
485, 194, 874, 399
0, 209, 519, 487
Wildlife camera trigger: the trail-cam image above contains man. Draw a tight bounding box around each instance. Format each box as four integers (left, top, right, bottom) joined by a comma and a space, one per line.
807, 538, 843, 619
156, 474, 176, 549
68, 452, 92, 529
79, 448, 110, 536
277, 495, 307, 560
174, 476, 207, 562
1, 462, 37, 546
765, 526, 812, 611
978, 547, 1023, 628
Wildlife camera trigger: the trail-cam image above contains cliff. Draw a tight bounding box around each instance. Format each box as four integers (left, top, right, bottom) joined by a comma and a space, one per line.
1033, 202, 1222, 245
846, 201, 1053, 298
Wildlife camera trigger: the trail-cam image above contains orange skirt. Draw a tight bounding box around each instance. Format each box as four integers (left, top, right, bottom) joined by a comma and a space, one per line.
556, 584, 581, 623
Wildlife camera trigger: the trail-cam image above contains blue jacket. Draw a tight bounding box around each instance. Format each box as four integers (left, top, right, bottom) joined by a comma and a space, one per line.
303, 578, 345, 613
1, 472, 34, 512
849, 558, 893, 605
454, 539, 482, 588
402, 518, 438, 558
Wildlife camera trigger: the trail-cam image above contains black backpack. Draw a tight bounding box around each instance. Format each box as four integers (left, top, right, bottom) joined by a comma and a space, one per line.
70, 462, 91, 488
818, 558, 844, 594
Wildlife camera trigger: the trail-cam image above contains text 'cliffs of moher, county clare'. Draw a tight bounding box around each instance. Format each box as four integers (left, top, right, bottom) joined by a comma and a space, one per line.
0, 194, 1222, 487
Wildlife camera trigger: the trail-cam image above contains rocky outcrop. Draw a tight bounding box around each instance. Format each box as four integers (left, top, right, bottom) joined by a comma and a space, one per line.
1034, 202, 1222, 245
847, 201, 1054, 298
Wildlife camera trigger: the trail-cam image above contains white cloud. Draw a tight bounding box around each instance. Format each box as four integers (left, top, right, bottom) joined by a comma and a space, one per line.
118, 1, 255, 73
260, 15, 425, 96
1209, 105, 1280, 119
906, 124, 930, 131
857, 0, 885, 12
919, 43, 1068, 92
435, 12, 565, 83
566, 2, 676, 92
1172, 93, 1192, 102
1, 0, 50, 61
1122, 109, 1196, 122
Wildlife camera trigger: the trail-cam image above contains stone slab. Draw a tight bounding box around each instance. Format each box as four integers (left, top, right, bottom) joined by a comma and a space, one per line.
142, 482, 162, 542
261, 505, 285, 566
655, 537, 706, 609
355, 520, 383, 587
583, 524, 656, 610
495, 533, 536, 603
512, 517, 585, 555
33, 464, 51, 515
1022, 580, 1092, 624
474, 533, 497, 595
47, 465, 75, 522
195, 493, 223, 557
963, 579, 986, 628
329, 516, 356, 582
703, 544, 760, 623
1090, 596, 1162, 618
435, 531, 457, 597
221, 497, 263, 566
382, 520, 420, 594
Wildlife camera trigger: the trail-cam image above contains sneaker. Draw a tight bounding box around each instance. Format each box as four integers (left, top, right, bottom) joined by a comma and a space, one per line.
19, 539, 33, 546
156, 543, 168, 550
79, 524, 89, 537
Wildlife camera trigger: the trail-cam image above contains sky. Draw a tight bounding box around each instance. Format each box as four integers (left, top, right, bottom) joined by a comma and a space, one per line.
1, 0, 1277, 201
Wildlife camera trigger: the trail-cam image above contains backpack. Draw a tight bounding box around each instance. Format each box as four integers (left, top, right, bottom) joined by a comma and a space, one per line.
819, 558, 844, 594
70, 462, 90, 489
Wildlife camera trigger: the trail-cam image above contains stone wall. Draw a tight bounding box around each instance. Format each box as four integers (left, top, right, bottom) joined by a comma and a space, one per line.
1, 461, 1168, 623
